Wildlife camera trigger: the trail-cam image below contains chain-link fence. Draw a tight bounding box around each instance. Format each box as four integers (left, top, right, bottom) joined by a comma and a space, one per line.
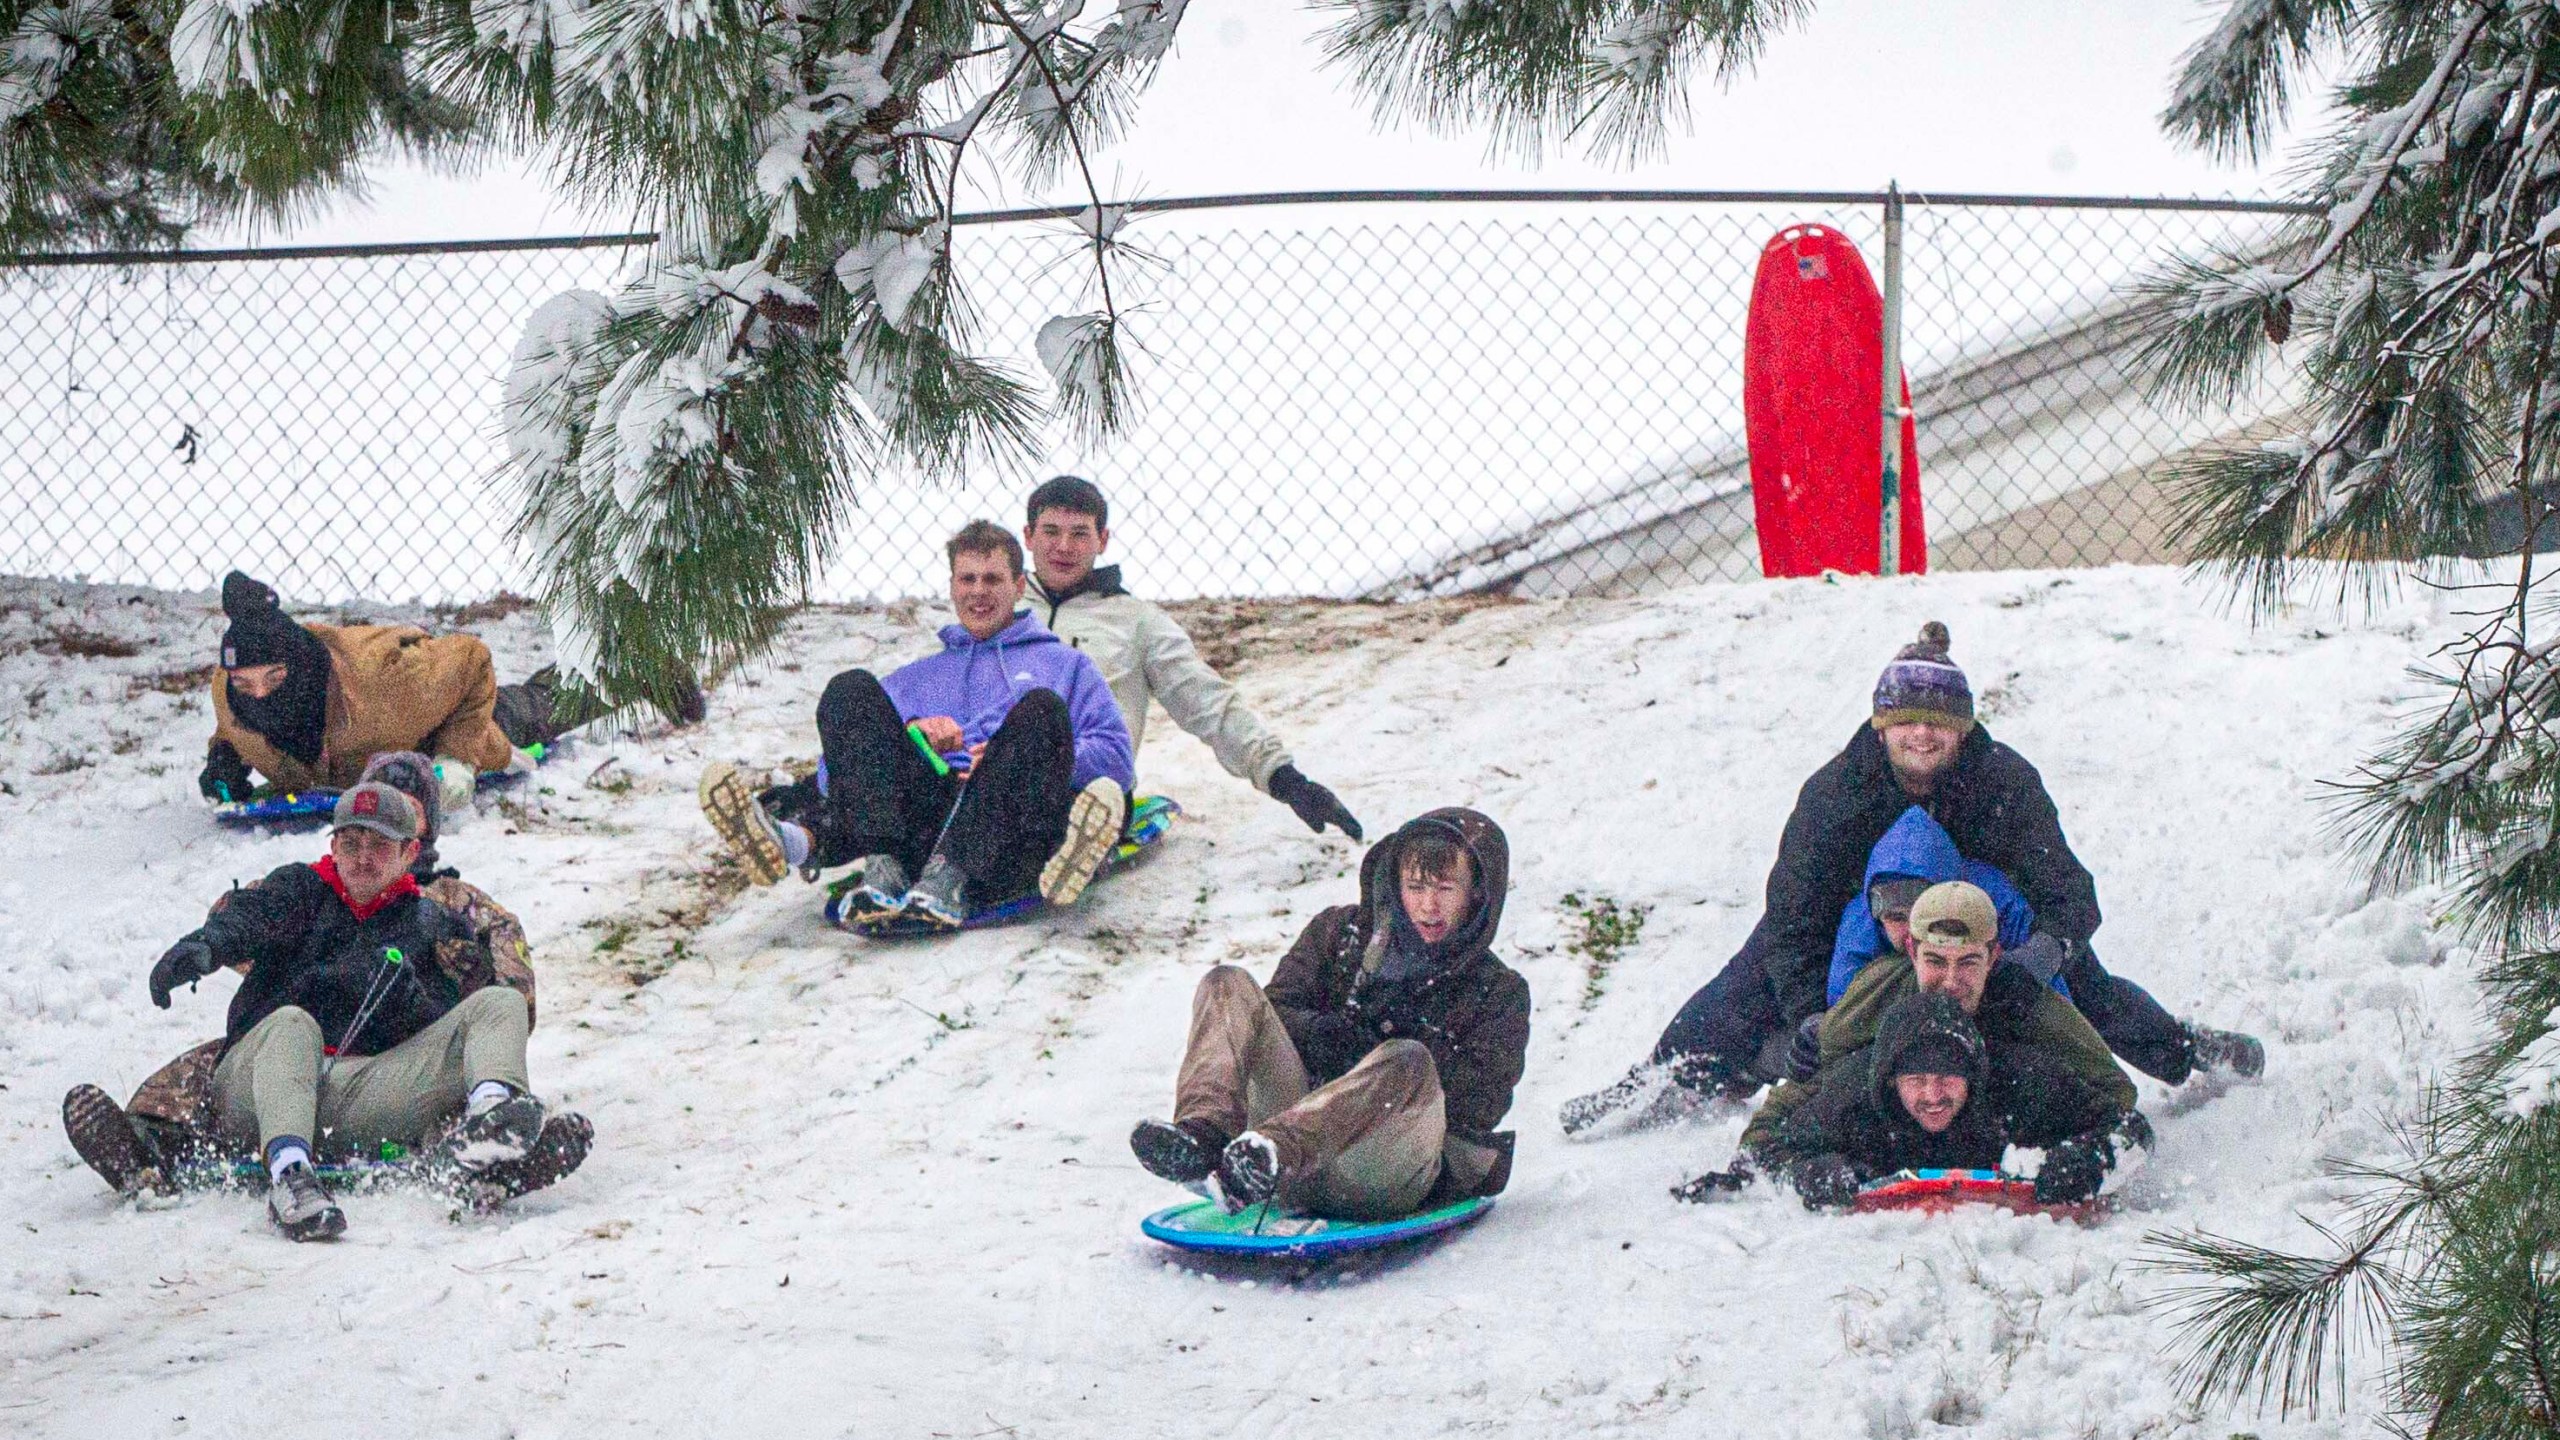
0, 191, 2308, 605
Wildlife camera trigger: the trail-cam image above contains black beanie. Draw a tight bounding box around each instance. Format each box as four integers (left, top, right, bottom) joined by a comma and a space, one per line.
219, 571, 304, 669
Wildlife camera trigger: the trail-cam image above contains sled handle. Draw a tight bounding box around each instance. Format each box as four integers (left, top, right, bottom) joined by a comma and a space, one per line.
906, 722, 953, 777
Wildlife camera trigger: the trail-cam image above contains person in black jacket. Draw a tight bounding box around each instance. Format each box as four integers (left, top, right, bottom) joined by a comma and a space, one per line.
143, 783, 566, 1240
1561, 622, 2261, 1139
1694, 988, 2153, 1211
1127, 809, 1530, 1219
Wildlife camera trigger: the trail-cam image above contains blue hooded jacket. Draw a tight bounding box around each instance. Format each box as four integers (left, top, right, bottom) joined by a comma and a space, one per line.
876, 611, 1135, 793
1826, 806, 2046, 1004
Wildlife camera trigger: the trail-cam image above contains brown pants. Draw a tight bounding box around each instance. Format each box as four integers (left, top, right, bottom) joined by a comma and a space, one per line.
1173, 965, 1445, 1219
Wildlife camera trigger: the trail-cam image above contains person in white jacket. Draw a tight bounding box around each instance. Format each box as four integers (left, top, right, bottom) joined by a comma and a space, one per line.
1021, 477, 1364, 840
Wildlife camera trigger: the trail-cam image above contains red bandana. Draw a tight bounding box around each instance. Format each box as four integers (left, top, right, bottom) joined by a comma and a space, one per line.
314, 854, 420, 921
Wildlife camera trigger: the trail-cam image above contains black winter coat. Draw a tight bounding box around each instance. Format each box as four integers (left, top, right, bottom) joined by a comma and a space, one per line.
1760, 989, 2122, 1188
1749, 723, 2101, 1022
199, 862, 481, 1058
1265, 808, 1532, 1197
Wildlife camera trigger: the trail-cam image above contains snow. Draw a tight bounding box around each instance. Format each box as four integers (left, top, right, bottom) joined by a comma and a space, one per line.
834, 226, 945, 333
503, 290, 616, 475
0, 562, 2497, 1435
1035, 311, 1113, 410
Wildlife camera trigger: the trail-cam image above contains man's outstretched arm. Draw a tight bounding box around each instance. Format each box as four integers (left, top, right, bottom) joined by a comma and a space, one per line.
1138, 609, 1361, 838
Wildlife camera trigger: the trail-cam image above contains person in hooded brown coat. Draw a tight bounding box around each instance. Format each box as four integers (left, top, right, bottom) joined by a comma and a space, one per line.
1129, 809, 1531, 1220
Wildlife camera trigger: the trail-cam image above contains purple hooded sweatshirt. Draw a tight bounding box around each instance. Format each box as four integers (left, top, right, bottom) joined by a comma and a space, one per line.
880, 611, 1135, 793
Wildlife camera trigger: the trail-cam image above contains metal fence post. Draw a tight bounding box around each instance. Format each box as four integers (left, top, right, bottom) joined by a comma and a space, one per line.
1879, 180, 1906, 577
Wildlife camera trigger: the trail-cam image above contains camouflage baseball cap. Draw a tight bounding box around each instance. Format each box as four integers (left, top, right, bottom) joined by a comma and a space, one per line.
1908, 880, 1997, 949
331, 782, 423, 843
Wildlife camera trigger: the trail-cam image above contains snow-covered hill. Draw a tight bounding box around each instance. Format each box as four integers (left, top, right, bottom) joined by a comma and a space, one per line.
0, 566, 2478, 1438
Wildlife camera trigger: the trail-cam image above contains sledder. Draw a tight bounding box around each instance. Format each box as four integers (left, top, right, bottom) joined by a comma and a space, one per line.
1682, 984, 2150, 1214
1021, 476, 1363, 839
62, 783, 587, 1240
1128, 809, 1529, 1221
198, 570, 701, 814
1562, 622, 2261, 1138
698, 522, 1136, 930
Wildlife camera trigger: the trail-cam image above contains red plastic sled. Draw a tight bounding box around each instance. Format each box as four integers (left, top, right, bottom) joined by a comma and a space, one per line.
1743, 225, 1924, 578
1850, 1168, 2104, 1224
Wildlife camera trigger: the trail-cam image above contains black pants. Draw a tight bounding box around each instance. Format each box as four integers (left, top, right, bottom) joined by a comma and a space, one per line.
806, 669, 1076, 899
1651, 936, 2197, 1088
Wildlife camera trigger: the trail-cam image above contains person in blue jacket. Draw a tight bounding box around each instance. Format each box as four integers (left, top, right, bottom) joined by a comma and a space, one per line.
698, 520, 1136, 930
1825, 806, 2044, 1007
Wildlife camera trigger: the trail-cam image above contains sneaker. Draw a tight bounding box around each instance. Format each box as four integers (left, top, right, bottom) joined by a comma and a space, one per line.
1558, 1058, 1737, 1140
1040, 777, 1126, 906
699, 762, 791, 886
903, 855, 969, 930
849, 854, 911, 925
455, 1112, 594, 1212
443, 1092, 547, 1173
268, 1162, 346, 1242
1216, 1131, 1282, 1212
61, 1084, 169, 1197
2185, 1022, 2266, 1079
1130, 1118, 1225, 1185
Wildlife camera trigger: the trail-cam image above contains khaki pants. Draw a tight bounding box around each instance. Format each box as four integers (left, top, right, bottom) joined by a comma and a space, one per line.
1173, 965, 1445, 1220
214, 987, 531, 1159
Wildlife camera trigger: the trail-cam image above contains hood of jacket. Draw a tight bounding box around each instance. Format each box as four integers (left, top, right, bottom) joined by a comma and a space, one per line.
1864, 805, 1966, 890
1031, 565, 1126, 619
1865, 987, 1989, 1119
1354, 808, 1511, 983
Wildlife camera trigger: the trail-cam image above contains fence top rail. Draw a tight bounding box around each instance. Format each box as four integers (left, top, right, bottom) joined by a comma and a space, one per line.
0, 188, 2319, 269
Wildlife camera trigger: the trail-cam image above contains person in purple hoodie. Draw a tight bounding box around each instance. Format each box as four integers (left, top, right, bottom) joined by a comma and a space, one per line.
698, 521, 1135, 929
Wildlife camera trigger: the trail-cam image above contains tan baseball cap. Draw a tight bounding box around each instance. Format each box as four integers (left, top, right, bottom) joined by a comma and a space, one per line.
1908, 881, 1997, 949
332, 782, 423, 843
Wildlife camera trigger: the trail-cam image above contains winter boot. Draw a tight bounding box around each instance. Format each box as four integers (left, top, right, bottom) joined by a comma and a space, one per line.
2184, 1022, 2265, 1079
848, 854, 911, 925
1130, 1118, 1226, 1185
1557, 1057, 1741, 1140
61, 1084, 170, 1197
699, 762, 793, 887
442, 1090, 546, 1172
903, 855, 970, 930
268, 1162, 346, 1242
453, 1112, 594, 1212
1216, 1131, 1282, 1212
1039, 777, 1126, 906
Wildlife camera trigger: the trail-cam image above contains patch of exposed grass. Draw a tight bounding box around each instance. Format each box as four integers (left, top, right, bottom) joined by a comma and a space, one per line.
1560, 891, 1652, 1012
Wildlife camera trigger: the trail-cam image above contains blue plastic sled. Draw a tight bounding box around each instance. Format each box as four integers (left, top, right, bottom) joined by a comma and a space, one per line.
823, 794, 1180, 936
1141, 1196, 1494, 1259
212, 755, 542, 831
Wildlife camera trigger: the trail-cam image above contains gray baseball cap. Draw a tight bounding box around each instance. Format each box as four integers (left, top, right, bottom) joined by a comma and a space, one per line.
331, 782, 423, 843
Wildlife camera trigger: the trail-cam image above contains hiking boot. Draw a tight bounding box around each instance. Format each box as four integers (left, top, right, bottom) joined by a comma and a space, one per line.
62, 1084, 170, 1197
1558, 1057, 1740, 1140
268, 1162, 346, 1242
444, 1092, 546, 1172
848, 854, 911, 925
2185, 1022, 2265, 1079
699, 762, 791, 886
1130, 1118, 1225, 1185
1216, 1131, 1282, 1212
903, 855, 969, 930
456, 1112, 594, 1212
1040, 777, 1126, 906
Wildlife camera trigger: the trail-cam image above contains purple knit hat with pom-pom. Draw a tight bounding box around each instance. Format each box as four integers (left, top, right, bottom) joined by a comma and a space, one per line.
1871, 621, 1974, 732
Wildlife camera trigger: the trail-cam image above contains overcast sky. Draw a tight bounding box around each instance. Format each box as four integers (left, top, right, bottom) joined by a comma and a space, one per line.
239, 0, 2312, 246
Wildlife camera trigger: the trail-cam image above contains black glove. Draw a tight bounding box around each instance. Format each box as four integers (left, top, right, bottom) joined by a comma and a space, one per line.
2033, 1133, 2113, 1205
1787, 1152, 1861, 1212
2007, 931, 2070, 986
149, 937, 217, 1009
1267, 765, 1363, 841
1297, 1010, 1370, 1076
1670, 1156, 1756, 1204
198, 742, 252, 803
1785, 1014, 1825, 1083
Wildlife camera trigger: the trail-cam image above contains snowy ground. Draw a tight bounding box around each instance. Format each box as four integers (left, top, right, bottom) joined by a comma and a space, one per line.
0, 565, 2483, 1438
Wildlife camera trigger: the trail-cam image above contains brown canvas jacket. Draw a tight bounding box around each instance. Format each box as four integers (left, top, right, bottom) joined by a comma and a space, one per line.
211, 624, 515, 790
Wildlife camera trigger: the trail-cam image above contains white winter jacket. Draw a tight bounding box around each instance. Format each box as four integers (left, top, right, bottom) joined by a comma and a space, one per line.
1031, 568, 1291, 790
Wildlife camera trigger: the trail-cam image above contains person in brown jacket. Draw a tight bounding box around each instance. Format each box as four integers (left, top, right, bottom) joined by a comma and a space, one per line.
198, 571, 703, 808
1129, 809, 1531, 1220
